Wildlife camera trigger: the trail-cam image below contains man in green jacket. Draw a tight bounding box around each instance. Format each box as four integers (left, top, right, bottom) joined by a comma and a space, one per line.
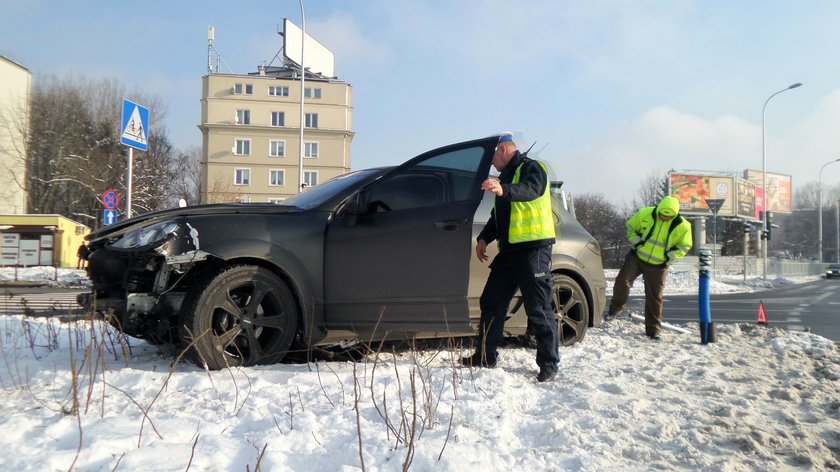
606, 195, 693, 339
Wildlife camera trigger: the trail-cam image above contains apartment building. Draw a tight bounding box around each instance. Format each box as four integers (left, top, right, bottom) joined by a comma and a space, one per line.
199, 66, 353, 203
0, 55, 31, 214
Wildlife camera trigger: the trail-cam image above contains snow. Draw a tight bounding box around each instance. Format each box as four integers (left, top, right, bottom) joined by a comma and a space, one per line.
0, 269, 838, 471
0, 266, 90, 287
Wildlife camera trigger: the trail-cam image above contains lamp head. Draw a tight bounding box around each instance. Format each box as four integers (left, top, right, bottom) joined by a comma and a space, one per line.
788, 83, 802, 89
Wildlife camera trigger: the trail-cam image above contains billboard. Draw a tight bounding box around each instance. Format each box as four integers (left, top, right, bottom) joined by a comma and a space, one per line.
283, 18, 335, 78
744, 170, 793, 214
669, 174, 736, 216
736, 178, 757, 220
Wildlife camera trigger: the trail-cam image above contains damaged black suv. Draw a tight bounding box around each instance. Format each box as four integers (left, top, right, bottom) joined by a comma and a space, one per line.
82, 135, 606, 369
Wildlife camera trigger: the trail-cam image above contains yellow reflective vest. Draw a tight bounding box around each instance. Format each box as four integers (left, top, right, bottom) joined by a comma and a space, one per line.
627, 206, 693, 266
507, 161, 556, 243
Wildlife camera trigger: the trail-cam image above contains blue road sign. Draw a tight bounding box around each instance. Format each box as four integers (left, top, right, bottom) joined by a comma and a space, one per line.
120, 99, 150, 151
103, 209, 118, 225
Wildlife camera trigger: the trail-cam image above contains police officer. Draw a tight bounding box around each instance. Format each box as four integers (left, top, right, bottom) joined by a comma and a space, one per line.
606, 195, 693, 339
462, 134, 559, 382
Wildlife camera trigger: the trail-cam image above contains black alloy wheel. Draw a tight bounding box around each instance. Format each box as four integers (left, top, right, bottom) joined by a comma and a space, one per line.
180, 265, 298, 369
552, 273, 590, 346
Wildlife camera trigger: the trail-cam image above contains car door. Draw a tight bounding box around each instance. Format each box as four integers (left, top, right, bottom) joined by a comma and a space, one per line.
324, 139, 495, 337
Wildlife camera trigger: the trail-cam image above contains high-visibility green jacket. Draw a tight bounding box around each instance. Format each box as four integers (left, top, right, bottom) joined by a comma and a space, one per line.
508, 161, 555, 243
478, 152, 556, 253
627, 206, 693, 266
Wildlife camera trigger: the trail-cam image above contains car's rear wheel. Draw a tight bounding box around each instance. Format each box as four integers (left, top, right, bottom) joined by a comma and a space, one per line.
179, 265, 298, 369
553, 273, 589, 346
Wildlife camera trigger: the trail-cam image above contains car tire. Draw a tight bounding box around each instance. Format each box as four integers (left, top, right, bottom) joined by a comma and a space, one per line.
179, 265, 298, 370
553, 273, 590, 346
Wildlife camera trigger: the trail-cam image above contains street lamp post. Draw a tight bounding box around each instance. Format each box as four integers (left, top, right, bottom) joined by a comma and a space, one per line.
818, 158, 840, 263
836, 200, 840, 263
761, 82, 802, 280
298, 0, 306, 193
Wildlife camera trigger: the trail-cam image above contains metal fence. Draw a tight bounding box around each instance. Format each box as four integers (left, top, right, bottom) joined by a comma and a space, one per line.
671, 256, 825, 278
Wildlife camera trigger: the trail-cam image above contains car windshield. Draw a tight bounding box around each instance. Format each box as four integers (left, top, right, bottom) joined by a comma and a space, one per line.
829, 264, 840, 269
284, 169, 382, 210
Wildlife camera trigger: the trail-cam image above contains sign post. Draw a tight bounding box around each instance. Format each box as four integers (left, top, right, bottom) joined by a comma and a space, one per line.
706, 198, 726, 278
102, 189, 121, 226
120, 99, 150, 219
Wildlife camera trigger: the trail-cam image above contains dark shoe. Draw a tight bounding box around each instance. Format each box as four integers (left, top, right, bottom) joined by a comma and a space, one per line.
461, 353, 496, 368
604, 311, 620, 321
537, 366, 557, 382
647, 333, 661, 340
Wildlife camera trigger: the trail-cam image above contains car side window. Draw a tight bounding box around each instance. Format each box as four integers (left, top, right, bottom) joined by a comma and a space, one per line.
368, 173, 447, 211
368, 146, 485, 212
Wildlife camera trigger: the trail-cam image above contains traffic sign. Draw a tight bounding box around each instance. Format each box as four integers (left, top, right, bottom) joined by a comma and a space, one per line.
102, 189, 120, 209
103, 209, 118, 225
120, 99, 149, 151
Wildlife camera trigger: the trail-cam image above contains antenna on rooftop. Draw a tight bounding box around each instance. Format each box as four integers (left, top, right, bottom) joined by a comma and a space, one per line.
207, 26, 214, 74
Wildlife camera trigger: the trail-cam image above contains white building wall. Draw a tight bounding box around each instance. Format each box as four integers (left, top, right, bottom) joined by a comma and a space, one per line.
0, 55, 31, 214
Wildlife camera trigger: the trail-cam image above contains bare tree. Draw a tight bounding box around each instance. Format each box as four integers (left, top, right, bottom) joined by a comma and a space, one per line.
632, 169, 673, 209
573, 193, 631, 268
168, 146, 202, 206
795, 181, 819, 210
25, 74, 180, 227
204, 174, 246, 204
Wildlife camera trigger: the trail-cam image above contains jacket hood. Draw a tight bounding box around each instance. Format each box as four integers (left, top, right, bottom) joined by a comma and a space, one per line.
659, 196, 680, 217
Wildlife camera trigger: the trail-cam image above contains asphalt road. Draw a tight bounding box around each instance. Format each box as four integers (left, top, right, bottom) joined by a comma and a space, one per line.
622, 278, 840, 342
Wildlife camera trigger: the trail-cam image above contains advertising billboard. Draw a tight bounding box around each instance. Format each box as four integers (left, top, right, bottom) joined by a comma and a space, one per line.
669, 174, 736, 216
744, 170, 793, 214
283, 19, 335, 78
736, 178, 757, 220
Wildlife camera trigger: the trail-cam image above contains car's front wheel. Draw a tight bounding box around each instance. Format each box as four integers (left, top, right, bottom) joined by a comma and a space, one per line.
179, 265, 298, 369
553, 273, 590, 346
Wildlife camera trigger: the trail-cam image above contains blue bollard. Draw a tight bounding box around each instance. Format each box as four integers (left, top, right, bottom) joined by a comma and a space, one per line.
698, 249, 716, 344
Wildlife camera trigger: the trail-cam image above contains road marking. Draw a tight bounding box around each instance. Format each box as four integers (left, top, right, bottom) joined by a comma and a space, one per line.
814, 292, 833, 303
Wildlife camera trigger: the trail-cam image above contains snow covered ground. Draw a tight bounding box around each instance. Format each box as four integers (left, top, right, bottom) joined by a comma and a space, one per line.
0, 268, 837, 471
0, 266, 90, 287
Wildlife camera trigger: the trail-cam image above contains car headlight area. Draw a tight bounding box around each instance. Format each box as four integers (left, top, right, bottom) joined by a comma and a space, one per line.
109, 221, 180, 251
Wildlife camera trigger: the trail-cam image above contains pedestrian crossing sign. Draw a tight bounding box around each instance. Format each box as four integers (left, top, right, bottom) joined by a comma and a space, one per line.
120, 99, 149, 151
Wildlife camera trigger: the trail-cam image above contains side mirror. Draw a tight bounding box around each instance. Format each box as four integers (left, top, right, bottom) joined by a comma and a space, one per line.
340, 190, 368, 226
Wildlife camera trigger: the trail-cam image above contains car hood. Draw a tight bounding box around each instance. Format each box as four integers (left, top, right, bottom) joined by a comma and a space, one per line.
87, 203, 302, 241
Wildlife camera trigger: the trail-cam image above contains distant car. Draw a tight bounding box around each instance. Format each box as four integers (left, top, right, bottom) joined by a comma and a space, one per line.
80, 135, 606, 369
826, 264, 840, 279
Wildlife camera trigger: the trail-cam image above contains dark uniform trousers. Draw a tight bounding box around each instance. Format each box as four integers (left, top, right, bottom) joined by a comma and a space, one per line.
609, 250, 668, 337
476, 245, 559, 368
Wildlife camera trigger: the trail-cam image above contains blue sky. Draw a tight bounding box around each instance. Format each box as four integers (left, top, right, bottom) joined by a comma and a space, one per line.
2, 0, 839, 204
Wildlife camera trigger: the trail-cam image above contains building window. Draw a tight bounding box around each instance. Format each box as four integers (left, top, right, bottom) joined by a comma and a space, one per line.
239, 195, 252, 203
271, 111, 285, 127
268, 198, 285, 204
236, 109, 251, 125
269, 169, 285, 187
234, 139, 251, 156
269, 140, 286, 157
269, 86, 289, 96
234, 168, 251, 186
234, 83, 253, 95
305, 113, 319, 128
304, 170, 319, 188
304, 87, 322, 99
304, 141, 319, 158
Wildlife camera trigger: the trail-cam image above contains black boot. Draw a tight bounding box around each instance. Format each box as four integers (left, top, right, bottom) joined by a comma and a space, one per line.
537, 365, 557, 382
461, 352, 497, 368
